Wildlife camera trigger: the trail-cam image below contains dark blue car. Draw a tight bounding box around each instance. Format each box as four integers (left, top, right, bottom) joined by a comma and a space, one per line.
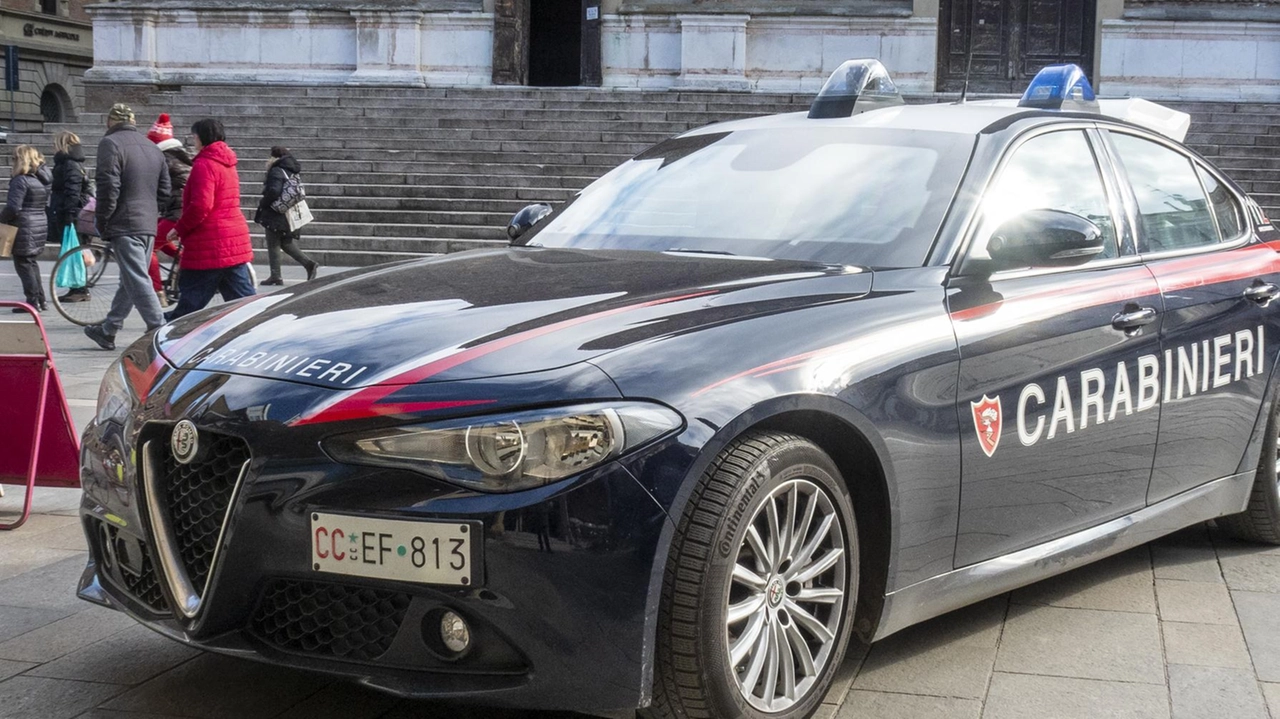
77, 62, 1280, 718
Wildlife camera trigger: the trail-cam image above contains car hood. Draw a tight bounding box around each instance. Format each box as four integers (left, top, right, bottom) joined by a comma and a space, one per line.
155, 247, 872, 390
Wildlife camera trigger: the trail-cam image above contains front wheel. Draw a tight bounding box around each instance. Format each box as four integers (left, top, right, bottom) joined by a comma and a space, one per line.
647, 432, 858, 719
49, 244, 116, 327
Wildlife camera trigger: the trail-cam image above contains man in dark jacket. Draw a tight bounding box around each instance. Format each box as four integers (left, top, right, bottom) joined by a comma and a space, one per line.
84, 103, 172, 351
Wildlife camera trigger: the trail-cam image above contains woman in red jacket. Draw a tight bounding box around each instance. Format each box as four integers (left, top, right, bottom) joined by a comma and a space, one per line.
165, 118, 256, 320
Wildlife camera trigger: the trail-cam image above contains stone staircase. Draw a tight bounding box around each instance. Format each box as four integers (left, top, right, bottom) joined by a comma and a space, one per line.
18, 87, 812, 266
11, 87, 1279, 267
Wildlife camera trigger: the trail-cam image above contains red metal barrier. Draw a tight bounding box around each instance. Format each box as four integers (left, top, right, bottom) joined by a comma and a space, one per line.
0, 301, 81, 530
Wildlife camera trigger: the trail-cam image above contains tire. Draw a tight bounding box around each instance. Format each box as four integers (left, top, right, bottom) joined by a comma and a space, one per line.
1220, 394, 1280, 544
646, 432, 859, 719
49, 244, 117, 327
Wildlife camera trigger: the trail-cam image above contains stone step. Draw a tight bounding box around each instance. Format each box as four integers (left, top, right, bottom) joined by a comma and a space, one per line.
295, 221, 505, 240
238, 194, 559, 212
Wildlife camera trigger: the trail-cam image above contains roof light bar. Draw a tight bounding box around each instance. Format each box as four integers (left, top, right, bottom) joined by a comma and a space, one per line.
1018, 64, 1099, 113
808, 59, 904, 119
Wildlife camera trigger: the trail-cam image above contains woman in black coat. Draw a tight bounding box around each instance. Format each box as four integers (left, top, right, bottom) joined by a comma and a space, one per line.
2, 145, 52, 311
50, 130, 91, 301
254, 146, 318, 285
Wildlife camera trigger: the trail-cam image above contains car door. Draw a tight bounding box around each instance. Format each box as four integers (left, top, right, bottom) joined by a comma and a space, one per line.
1103, 129, 1280, 503
949, 126, 1164, 566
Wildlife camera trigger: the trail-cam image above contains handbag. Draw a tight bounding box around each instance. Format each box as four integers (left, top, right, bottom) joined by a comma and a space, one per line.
54, 225, 86, 289
286, 200, 314, 232
0, 223, 16, 258
77, 196, 97, 238
271, 173, 306, 213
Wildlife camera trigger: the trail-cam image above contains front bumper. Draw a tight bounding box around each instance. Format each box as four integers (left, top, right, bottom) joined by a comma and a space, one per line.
76, 363, 673, 712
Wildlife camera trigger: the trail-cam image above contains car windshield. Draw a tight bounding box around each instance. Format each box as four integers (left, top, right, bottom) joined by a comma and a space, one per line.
522, 126, 974, 268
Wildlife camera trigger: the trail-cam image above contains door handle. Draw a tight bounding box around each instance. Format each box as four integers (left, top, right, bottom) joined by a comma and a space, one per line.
1111, 306, 1158, 333
1245, 282, 1280, 305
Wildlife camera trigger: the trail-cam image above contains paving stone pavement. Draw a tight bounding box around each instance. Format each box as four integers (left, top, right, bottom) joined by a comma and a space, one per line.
6, 263, 1280, 718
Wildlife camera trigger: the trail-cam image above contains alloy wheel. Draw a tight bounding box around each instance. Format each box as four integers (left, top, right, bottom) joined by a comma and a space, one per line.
723, 478, 848, 713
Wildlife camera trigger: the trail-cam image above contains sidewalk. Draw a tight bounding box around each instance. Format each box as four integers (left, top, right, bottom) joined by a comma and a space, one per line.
4, 261, 1280, 718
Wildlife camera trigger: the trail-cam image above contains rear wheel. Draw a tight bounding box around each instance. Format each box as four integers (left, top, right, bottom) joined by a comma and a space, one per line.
49, 244, 116, 327
646, 432, 858, 719
1220, 394, 1280, 544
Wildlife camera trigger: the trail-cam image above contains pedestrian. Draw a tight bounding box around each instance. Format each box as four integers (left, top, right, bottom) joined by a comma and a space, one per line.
1, 145, 52, 312
49, 130, 92, 303
146, 113, 189, 306
254, 145, 318, 285
165, 118, 255, 321
83, 103, 172, 351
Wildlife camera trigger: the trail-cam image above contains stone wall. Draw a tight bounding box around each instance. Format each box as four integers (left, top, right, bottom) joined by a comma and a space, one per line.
87, 0, 493, 88
601, 13, 935, 92
1100, 6, 1280, 100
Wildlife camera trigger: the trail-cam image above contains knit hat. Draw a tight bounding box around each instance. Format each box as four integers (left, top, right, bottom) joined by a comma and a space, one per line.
107, 103, 134, 124
147, 113, 173, 143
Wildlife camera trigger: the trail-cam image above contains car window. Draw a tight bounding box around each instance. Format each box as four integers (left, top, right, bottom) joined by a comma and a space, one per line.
1110, 133, 1219, 252
1196, 165, 1245, 241
522, 127, 974, 269
969, 130, 1119, 263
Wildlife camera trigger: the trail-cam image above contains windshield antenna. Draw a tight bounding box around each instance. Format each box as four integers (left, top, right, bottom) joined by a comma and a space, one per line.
958, 32, 975, 104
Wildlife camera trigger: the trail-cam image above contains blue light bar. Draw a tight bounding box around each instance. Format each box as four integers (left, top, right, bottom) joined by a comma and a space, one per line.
808, 59, 904, 119
1018, 64, 1099, 113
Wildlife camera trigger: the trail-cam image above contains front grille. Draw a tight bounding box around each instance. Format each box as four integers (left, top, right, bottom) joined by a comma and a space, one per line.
249, 579, 412, 662
156, 429, 251, 594
120, 548, 169, 614
93, 521, 170, 615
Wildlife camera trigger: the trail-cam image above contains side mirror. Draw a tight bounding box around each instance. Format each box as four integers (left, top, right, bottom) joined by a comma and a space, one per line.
986, 209, 1105, 270
507, 203, 553, 241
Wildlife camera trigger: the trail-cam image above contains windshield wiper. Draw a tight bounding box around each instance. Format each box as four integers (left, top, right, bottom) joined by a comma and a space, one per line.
666, 248, 738, 256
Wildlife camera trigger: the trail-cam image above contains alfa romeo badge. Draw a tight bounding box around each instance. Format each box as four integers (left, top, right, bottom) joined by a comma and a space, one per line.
171, 420, 199, 465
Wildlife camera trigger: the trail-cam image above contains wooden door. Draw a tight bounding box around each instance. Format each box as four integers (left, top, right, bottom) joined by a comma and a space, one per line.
938, 0, 1094, 93
492, 0, 530, 86
580, 0, 602, 86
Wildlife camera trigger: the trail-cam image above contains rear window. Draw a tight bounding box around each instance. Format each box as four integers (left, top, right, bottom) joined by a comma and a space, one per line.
1196, 165, 1245, 241
522, 127, 974, 268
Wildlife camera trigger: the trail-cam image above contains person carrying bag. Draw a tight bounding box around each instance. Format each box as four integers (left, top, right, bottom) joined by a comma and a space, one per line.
254, 146, 318, 285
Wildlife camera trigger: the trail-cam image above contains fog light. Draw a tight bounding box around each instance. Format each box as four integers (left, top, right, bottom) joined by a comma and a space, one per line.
440, 611, 471, 654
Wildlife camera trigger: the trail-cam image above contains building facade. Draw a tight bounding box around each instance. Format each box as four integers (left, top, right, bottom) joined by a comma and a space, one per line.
0, 0, 92, 129
85, 0, 1279, 101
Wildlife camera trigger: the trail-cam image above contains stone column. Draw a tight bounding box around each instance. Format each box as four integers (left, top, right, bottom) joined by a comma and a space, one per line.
348, 10, 425, 86
676, 14, 751, 90
84, 6, 159, 85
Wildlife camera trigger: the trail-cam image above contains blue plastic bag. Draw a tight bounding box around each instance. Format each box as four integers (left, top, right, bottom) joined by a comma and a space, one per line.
54, 225, 86, 289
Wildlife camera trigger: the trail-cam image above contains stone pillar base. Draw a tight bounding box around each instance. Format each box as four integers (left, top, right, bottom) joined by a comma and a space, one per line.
676, 15, 750, 90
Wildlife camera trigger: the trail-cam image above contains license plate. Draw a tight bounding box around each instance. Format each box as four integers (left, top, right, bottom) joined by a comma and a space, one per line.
310, 512, 476, 586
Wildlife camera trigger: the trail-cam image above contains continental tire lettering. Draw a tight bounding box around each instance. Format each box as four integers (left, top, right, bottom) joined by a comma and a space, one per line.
717, 466, 769, 557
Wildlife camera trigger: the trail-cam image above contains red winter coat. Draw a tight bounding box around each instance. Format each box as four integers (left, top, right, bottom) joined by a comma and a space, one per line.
174, 141, 253, 270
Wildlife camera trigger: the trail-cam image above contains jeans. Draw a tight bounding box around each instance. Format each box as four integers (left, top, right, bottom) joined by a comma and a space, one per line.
265, 227, 314, 279
11, 254, 44, 307
167, 263, 256, 321
103, 235, 165, 335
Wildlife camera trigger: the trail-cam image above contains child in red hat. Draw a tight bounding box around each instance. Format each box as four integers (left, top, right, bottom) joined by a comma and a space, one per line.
146, 113, 188, 305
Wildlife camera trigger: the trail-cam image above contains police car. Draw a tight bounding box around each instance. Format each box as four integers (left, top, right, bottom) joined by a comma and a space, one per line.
78, 61, 1280, 719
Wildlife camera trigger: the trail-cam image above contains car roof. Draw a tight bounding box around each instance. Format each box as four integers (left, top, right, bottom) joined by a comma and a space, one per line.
682, 99, 1189, 145
683, 102, 1037, 139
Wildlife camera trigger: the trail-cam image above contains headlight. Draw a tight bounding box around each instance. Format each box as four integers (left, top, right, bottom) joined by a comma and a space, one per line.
323, 402, 683, 493
95, 358, 133, 426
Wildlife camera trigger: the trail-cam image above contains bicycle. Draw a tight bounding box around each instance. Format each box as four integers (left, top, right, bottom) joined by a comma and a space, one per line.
49, 238, 180, 327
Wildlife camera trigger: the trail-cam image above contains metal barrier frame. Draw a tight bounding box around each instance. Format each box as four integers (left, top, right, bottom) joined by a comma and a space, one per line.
0, 301, 80, 530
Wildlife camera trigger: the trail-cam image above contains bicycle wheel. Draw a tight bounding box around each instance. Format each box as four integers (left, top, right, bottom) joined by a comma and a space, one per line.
50, 245, 118, 327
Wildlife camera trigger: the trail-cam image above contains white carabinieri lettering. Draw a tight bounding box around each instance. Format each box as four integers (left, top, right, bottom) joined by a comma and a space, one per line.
199, 346, 370, 386
997, 325, 1267, 454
